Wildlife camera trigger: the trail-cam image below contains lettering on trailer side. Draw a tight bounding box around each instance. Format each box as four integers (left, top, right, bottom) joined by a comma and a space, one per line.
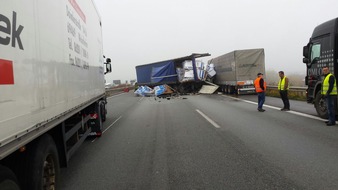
0, 11, 24, 50
66, 2, 89, 70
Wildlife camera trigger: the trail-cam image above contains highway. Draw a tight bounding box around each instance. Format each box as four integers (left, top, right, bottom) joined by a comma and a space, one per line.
60, 92, 338, 190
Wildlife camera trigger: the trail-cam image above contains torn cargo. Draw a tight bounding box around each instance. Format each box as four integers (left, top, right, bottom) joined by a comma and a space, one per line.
135, 53, 212, 94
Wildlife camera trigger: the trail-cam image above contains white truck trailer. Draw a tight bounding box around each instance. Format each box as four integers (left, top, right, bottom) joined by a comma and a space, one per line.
209, 48, 265, 94
0, 0, 111, 189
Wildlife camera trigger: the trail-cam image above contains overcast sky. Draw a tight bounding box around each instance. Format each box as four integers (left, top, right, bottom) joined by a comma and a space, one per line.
93, 0, 338, 83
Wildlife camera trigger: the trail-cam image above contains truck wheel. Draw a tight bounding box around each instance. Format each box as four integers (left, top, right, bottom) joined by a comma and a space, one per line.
229, 86, 235, 94
100, 101, 106, 122
178, 84, 185, 94
96, 103, 103, 137
221, 85, 225, 93
0, 165, 20, 190
314, 90, 328, 119
24, 134, 60, 190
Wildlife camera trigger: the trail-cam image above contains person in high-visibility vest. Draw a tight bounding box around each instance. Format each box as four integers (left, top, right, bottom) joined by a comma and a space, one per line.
322, 66, 337, 126
278, 71, 290, 111
254, 72, 266, 112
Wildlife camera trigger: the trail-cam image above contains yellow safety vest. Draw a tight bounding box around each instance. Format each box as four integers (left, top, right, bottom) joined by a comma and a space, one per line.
278, 76, 289, 90
322, 73, 337, 95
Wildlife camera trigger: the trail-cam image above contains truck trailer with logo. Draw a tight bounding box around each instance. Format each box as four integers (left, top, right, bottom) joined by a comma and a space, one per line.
303, 18, 338, 118
0, 0, 111, 189
209, 48, 265, 94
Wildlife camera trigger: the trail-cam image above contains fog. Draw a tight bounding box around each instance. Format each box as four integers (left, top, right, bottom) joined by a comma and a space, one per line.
93, 0, 338, 83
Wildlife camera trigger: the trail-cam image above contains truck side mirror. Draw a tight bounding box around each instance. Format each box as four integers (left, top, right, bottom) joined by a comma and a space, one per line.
305, 76, 308, 85
106, 58, 111, 63
303, 57, 309, 64
303, 45, 309, 58
104, 57, 112, 74
105, 64, 112, 74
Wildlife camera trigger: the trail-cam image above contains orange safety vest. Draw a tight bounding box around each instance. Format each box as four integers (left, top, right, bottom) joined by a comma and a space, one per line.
254, 77, 266, 93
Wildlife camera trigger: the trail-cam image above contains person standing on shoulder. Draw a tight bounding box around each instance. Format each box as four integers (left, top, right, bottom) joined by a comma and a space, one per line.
254, 73, 266, 112
322, 66, 337, 126
278, 71, 290, 111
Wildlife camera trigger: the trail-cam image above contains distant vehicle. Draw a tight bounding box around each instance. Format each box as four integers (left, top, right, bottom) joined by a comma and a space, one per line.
105, 83, 112, 89
0, 1, 111, 189
302, 18, 338, 118
113, 80, 121, 86
210, 48, 265, 94
135, 53, 210, 93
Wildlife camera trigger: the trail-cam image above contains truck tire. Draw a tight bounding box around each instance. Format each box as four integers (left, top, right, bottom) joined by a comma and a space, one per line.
100, 101, 106, 122
95, 102, 103, 137
220, 85, 225, 93
23, 134, 60, 190
229, 86, 236, 94
178, 84, 185, 94
0, 165, 20, 190
314, 90, 328, 119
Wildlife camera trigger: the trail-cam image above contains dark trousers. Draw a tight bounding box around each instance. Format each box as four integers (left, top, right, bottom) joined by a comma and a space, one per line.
326, 95, 336, 124
257, 92, 265, 109
279, 90, 290, 109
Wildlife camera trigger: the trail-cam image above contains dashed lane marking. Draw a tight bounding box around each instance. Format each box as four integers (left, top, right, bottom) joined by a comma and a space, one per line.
196, 109, 221, 128
107, 93, 125, 100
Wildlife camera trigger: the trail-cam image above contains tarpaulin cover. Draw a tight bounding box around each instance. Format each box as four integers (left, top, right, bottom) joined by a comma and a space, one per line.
151, 61, 177, 83
136, 60, 177, 85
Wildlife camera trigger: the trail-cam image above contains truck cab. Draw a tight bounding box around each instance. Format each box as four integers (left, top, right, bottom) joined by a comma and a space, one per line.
303, 18, 338, 118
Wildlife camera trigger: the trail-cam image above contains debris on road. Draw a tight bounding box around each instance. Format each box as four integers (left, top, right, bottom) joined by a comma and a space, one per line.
199, 81, 219, 94
134, 84, 175, 97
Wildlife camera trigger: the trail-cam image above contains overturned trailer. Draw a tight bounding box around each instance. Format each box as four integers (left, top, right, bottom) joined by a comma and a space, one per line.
135, 53, 211, 93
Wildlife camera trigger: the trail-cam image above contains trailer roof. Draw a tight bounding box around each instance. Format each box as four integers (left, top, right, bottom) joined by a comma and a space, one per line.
135, 53, 211, 68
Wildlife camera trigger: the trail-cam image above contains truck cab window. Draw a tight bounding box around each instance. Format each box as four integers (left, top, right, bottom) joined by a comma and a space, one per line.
310, 44, 321, 62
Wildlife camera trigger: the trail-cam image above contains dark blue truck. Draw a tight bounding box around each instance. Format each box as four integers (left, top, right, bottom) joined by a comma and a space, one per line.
135, 53, 210, 93
303, 18, 338, 118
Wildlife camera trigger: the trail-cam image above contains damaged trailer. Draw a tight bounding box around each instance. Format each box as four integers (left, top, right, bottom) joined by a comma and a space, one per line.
135, 53, 211, 93
210, 48, 265, 95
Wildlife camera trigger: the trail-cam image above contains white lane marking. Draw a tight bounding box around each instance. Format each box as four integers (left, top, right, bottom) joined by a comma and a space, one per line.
196, 109, 221, 128
139, 96, 144, 101
222, 95, 327, 122
107, 93, 125, 100
91, 116, 122, 142
103, 116, 122, 134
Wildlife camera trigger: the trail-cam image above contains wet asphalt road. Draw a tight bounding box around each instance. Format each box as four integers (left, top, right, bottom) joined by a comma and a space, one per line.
60, 92, 338, 190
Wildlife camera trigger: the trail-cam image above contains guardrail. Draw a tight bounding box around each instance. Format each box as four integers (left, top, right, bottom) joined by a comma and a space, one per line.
105, 86, 134, 97
266, 86, 307, 100
267, 86, 307, 90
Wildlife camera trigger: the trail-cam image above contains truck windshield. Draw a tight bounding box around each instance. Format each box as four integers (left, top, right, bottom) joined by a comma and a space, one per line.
311, 44, 321, 62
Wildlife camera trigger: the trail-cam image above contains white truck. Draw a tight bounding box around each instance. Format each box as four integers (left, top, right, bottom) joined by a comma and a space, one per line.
0, 1, 111, 189
209, 48, 265, 94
